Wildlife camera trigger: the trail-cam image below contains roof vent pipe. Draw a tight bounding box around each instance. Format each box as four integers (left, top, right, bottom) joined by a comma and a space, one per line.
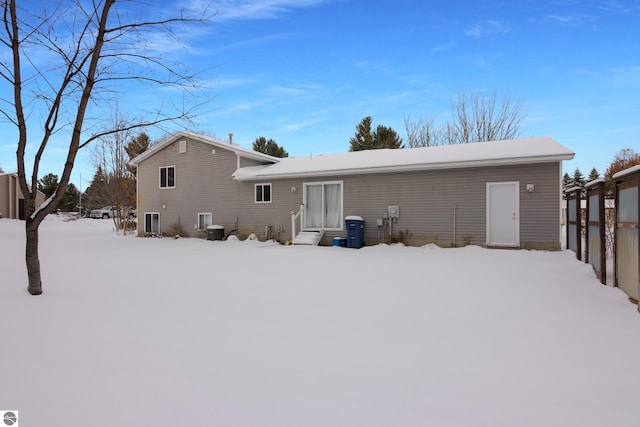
228, 133, 233, 144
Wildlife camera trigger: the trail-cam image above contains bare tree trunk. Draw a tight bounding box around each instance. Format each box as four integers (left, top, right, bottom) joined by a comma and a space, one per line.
25, 218, 43, 295
4, 0, 208, 294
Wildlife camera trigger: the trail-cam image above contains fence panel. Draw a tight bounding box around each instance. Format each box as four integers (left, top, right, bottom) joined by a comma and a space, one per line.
614, 168, 639, 306
565, 188, 582, 259
585, 180, 606, 285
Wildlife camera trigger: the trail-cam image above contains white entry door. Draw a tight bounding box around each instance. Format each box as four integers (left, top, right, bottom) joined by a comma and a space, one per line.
486, 182, 520, 247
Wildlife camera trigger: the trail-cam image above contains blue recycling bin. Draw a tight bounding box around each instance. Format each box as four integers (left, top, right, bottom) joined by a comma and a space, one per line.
332, 237, 347, 247
345, 216, 365, 248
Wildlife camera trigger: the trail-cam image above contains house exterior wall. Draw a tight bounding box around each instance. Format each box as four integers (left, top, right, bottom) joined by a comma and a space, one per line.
0, 174, 13, 218
135, 137, 271, 237
0, 174, 46, 219
234, 162, 562, 250
135, 138, 563, 250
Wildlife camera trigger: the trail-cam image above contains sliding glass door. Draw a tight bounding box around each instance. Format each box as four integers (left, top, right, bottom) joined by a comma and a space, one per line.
303, 181, 343, 229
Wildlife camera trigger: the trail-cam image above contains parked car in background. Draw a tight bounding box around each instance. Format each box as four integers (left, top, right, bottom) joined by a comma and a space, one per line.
90, 206, 114, 219
90, 206, 136, 219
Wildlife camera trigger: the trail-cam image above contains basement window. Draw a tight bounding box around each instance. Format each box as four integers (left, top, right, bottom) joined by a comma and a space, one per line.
198, 213, 212, 230
144, 212, 159, 234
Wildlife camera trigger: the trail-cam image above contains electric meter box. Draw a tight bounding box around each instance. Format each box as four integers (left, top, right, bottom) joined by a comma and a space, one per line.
388, 205, 400, 219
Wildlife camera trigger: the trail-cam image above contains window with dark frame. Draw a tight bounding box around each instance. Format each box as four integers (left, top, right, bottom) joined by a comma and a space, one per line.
255, 183, 272, 203
160, 166, 175, 188
144, 212, 159, 234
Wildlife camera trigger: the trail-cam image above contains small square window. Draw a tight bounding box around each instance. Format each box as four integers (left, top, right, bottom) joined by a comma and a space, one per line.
255, 183, 272, 203
198, 213, 212, 230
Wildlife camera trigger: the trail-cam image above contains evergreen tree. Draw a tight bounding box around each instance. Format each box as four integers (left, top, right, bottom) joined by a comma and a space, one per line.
58, 183, 80, 212
125, 132, 151, 176
349, 117, 375, 151
38, 173, 59, 198
252, 136, 289, 158
84, 166, 112, 212
373, 125, 403, 149
587, 167, 600, 183
38, 174, 80, 211
349, 117, 403, 151
562, 172, 573, 195
572, 168, 586, 188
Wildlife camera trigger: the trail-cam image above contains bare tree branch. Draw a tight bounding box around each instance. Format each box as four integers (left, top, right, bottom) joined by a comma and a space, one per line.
2, 0, 213, 294
404, 90, 526, 147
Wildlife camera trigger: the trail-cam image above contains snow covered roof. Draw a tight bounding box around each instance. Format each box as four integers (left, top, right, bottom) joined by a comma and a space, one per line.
233, 136, 574, 181
585, 178, 606, 188
613, 164, 640, 180
129, 131, 281, 167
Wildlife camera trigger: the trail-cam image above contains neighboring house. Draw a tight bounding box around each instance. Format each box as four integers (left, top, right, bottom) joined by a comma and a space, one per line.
129, 131, 575, 250
0, 173, 46, 219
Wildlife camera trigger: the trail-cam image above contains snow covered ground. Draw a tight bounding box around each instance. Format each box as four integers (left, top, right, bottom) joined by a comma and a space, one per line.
1, 216, 639, 427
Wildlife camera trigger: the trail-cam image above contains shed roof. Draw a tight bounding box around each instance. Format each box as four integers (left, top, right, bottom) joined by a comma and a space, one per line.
613, 164, 640, 180
233, 136, 575, 181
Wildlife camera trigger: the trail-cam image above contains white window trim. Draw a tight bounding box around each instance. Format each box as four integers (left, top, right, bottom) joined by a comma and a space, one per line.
197, 212, 213, 230
303, 180, 344, 231
144, 212, 160, 234
255, 183, 272, 204
159, 165, 176, 189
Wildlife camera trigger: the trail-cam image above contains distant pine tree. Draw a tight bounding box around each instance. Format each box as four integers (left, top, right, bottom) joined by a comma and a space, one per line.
38, 173, 59, 198
349, 116, 403, 151
562, 172, 573, 195
587, 167, 600, 183
572, 168, 586, 188
252, 136, 289, 158
58, 183, 80, 212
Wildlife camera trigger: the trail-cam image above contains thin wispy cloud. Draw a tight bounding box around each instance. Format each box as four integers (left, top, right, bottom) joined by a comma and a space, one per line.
465, 20, 509, 38
280, 113, 326, 132
266, 86, 311, 97
576, 68, 598, 77
213, 33, 295, 53
471, 57, 490, 68
469, 50, 509, 68
209, 76, 257, 89
598, 0, 634, 13
609, 65, 640, 86
430, 42, 456, 53
544, 14, 594, 25
213, 0, 330, 21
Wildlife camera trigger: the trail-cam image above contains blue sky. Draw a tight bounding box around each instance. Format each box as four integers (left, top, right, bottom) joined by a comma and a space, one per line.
1, 0, 638, 188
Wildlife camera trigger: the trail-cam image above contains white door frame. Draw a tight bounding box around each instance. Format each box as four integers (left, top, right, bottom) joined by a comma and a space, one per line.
486, 181, 520, 247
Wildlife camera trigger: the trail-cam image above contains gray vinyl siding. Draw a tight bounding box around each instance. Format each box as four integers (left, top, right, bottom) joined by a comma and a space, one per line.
136, 138, 562, 249
234, 162, 562, 249
334, 162, 562, 249
136, 137, 273, 237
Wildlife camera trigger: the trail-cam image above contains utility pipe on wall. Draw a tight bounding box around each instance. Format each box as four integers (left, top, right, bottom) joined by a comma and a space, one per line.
453, 205, 457, 247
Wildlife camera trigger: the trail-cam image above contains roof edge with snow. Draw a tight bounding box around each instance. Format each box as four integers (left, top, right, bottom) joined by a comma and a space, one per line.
612, 164, 640, 180
233, 136, 575, 181
128, 131, 281, 167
